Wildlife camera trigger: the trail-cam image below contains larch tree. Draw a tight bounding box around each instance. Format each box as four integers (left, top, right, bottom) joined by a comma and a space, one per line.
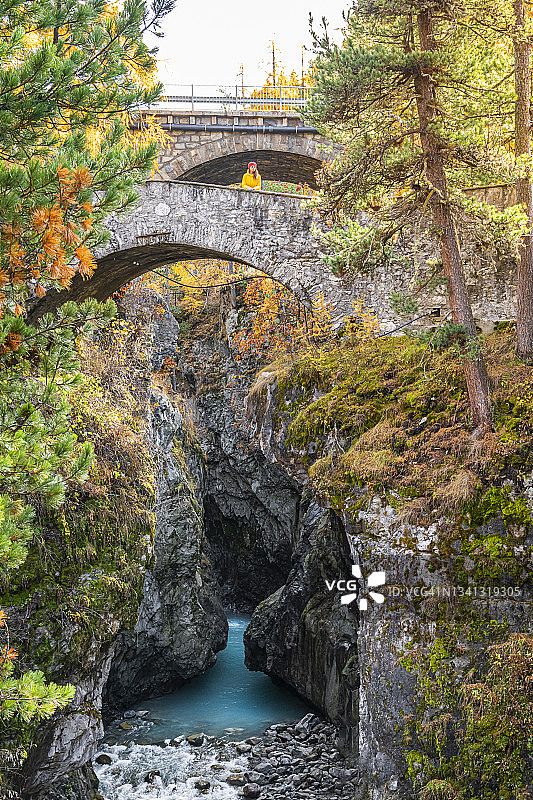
307, 0, 519, 433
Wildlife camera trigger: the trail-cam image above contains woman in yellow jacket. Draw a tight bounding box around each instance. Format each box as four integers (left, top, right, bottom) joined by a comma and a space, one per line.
241, 161, 261, 190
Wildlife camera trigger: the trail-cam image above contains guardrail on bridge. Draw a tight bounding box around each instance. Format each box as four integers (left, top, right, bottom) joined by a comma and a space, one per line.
148, 84, 311, 112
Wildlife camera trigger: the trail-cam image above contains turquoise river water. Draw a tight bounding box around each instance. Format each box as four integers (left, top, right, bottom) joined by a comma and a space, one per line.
107, 614, 311, 744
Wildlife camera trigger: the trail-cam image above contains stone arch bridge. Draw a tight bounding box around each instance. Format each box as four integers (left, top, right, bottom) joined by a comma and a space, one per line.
142, 110, 336, 188
30, 180, 518, 328
31, 181, 352, 319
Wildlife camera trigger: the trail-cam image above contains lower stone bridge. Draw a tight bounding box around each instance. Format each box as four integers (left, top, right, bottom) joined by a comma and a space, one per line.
30, 180, 518, 330
31, 181, 354, 318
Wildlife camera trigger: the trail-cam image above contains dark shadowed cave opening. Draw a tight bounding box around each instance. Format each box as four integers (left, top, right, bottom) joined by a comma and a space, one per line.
203, 496, 293, 614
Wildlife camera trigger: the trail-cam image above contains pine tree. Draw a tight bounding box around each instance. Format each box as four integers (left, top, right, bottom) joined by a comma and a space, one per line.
306, 1, 517, 432
512, 0, 533, 361
0, 0, 175, 773
0, 0, 174, 312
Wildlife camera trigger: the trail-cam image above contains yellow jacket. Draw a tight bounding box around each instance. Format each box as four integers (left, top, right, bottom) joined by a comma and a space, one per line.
241, 170, 261, 190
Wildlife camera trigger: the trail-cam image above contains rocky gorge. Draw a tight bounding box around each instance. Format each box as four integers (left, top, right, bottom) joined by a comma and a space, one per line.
5, 281, 533, 800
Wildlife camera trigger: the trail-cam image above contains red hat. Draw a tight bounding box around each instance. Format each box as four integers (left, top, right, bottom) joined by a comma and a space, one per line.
248, 161, 257, 168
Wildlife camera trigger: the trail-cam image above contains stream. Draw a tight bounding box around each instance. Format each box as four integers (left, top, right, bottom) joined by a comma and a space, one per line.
95, 615, 313, 799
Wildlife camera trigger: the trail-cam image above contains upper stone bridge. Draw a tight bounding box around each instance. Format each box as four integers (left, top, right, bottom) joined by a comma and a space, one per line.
31, 181, 352, 318
142, 110, 336, 188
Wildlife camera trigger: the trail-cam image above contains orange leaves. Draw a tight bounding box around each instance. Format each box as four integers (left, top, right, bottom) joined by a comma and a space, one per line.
31, 208, 51, 233
43, 230, 62, 258
7, 332, 21, 351
58, 165, 92, 192
49, 259, 63, 280
0, 165, 97, 313
75, 246, 96, 278
1, 646, 17, 663
2, 222, 22, 241
72, 167, 93, 191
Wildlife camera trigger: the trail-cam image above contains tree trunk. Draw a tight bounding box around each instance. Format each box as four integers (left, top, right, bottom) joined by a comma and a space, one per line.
415, 10, 492, 432
514, 0, 533, 362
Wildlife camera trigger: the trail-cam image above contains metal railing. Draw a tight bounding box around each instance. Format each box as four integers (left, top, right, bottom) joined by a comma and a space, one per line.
147, 84, 312, 112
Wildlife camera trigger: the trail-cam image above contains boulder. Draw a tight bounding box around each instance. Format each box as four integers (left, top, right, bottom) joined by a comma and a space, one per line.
243, 784, 261, 798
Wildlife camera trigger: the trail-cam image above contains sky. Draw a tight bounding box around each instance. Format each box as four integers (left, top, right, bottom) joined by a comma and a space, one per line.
148, 0, 350, 89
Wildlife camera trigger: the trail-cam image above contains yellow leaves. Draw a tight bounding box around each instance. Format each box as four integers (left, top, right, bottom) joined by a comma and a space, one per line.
124, 113, 170, 170
344, 298, 381, 342
0, 610, 6, 628
308, 292, 333, 342
231, 279, 335, 360
127, 59, 158, 91
86, 127, 104, 158
75, 246, 97, 278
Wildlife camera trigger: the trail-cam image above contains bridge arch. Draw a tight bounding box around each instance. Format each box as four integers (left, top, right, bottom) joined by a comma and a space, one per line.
29, 181, 345, 319
155, 115, 336, 188
178, 148, 324, 188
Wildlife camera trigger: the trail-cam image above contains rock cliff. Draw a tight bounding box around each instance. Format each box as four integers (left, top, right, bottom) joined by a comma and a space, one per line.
10, 286, 533, 800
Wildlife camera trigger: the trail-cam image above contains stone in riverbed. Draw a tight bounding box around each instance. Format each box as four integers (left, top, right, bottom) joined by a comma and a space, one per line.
243, 784, 261, 798
187, 733, 205, 746
194, 780, 210, 790
246, 737, 263, 746
119, 722, 132, 730
144, 771, 161, 783
94, 754, 112, 765
226, 775, 245, 786
245, 771, 267, 785
294, 713, 317, 734
123, 710, 137, 719
236, 743, 252, 753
